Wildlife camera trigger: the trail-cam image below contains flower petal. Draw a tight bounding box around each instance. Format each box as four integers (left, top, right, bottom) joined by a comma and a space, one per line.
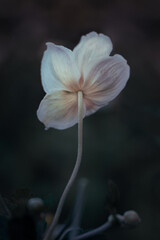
73, 32, 113, 73
83, 54, 130, 115
37, 91, 85, 130
41, 43, 81, 93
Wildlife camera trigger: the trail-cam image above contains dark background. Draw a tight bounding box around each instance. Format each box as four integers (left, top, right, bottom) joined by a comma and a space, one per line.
0, 0, 160, 239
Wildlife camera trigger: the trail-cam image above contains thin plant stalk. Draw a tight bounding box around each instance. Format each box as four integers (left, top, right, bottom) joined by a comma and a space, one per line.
69, 178, 88, 240
75, 218, 114, 240
44, 91, 84, 240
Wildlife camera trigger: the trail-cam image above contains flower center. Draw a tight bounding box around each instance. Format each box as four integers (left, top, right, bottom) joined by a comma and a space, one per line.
79, 74, 84, 89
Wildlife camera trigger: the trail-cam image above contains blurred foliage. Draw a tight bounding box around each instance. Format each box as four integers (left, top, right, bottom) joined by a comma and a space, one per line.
0, 0, 160, 239
106, 180, 120, 215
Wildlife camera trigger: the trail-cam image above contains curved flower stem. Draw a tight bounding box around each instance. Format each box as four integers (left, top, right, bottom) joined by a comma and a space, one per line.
44, 91, 83, 240
69, 178, 88, 240
75, 216, 115, 240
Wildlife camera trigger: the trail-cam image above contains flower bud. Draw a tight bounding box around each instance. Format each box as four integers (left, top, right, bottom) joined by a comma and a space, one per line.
27, 198, 45, 213
123, 210, 141, 227
116, 210, 141, 228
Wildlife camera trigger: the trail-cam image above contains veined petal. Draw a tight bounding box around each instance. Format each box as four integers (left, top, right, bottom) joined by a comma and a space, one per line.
83, 54, 130, 115
37, 91, 85, 130
73, 32, 113, 73
41, 43, 81, 93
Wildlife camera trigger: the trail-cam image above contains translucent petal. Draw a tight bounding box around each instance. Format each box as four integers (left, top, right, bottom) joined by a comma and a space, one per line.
37, 91, 85, 130
73, 32, 113, 73
83, 54, 130, 115
41, 43, 81, 93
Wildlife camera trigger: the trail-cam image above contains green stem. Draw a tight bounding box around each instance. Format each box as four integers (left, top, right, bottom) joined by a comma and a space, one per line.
43, 91, 83, 240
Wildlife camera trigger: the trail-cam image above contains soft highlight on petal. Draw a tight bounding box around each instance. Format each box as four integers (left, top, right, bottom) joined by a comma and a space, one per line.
37, 91, 85, 130
41, 43, 80, 93
82, 54, 130, 115
73, 32, 113, 73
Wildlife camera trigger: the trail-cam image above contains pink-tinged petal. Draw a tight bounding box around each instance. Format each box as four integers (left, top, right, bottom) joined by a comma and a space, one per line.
41, 43, 81, 93
83, 54, 130, 115
37, 91, 86, 130
73, 32, 113, 73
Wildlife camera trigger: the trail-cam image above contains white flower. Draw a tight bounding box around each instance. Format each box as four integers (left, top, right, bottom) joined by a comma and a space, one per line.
37, 32, 130, 130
